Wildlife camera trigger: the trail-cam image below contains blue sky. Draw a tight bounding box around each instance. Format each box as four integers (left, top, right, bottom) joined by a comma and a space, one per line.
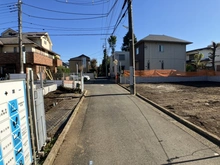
1, 0, 220, 65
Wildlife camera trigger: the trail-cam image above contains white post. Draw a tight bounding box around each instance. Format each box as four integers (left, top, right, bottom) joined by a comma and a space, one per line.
76, 63, 78, 81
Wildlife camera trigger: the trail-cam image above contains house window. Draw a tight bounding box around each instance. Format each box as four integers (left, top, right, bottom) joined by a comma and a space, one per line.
189, 54, 194, 60
22, 46, 25, 52
44, 40, 47, 45
159, 45, 164, 52
161, 60, 164, 69
136, 47, 139, 55
119, 54, 125, 61
14, 47, 17, 53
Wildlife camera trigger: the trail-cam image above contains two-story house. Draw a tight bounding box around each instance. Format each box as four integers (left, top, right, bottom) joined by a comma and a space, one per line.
69, 54, 91, 73
135, 34, 192, 71
186, 46, 220, 71
0, 28, 62, 79
110, 51, 130, 77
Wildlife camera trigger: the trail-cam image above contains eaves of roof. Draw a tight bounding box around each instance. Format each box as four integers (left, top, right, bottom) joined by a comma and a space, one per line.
136, 34, 192, 45
186, 47, 211, 53
0, 36, 34, 45
0, 36, 60, 56
69, 54, 90, 61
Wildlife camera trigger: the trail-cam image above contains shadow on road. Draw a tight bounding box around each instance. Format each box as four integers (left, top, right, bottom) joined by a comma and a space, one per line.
85, 93, 130, 98
162, 155, 220, 165
85, 78, 116, 84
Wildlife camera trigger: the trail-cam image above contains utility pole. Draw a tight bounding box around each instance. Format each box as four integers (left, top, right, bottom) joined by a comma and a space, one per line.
18, 0, 23, 73
101, 38, 108, 77
127, 0, 136, 95
105, 38, 108, 77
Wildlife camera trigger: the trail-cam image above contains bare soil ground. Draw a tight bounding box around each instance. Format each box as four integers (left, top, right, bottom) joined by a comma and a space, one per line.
44, 86, 80, 112
123, 81, 220, 138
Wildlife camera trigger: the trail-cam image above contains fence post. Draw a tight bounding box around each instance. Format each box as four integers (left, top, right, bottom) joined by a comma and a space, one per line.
26, 68, 37, 164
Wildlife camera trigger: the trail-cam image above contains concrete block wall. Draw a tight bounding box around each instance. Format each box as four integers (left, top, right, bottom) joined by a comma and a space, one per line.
208, 76, 220, 82
62, 80, 81, 89
43, 84, 57, 95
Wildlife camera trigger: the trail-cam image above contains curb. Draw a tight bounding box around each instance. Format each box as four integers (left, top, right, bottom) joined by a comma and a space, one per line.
119, 84, 220, 146
43, 90, 87, 165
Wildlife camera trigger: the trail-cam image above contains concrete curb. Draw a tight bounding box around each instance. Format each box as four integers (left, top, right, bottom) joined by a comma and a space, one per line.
43, 90, 87, 165
119, 84, 220, 146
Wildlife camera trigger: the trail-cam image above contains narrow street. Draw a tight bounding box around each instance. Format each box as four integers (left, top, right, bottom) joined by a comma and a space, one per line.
53, 79, 220, 165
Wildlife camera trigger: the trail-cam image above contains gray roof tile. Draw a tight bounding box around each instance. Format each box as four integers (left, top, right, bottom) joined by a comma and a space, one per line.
139, 34, 192, 44
0, 37, 34, 44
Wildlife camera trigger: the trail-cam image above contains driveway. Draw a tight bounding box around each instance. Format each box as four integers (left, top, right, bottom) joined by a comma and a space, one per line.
53, 79, 220, 165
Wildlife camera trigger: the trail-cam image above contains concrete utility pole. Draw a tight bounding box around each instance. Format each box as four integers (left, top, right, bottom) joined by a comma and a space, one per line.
127, 0, 136, 95
101, 38, 108, 77
18, 0, 23, 73
105, 38, 108, 77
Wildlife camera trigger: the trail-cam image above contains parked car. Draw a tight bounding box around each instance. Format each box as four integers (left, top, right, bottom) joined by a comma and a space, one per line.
70, 74, 79, 80
70, 74, 90, 81
83, 75, 90, 81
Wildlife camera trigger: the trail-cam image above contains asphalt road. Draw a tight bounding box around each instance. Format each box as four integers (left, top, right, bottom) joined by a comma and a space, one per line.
53, 79, 220, 165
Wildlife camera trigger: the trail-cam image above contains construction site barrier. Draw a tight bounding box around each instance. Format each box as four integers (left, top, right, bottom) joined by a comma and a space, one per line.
123, 70, 220, 77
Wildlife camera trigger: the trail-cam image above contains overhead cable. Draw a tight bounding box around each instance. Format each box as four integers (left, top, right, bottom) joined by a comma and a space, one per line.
22, 26, 114, 32
23, 21, 114, 31
49, 33, 111, 36
22, 12, 106, 20
55, 0, 109, 6
23, 2, 107, 16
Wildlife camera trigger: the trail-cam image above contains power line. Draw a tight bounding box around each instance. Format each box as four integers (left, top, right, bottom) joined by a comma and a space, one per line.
49, 33, 111, 36
22, 12, 106, 20
111, 2, 129, 35
0, 2, 16, 6
22, 26, 114, 32
23, 2, 107, 16
0, 26, 17, 30
22, 21, 114, 31
0, 21, 17, 25
55, 0, 109, 6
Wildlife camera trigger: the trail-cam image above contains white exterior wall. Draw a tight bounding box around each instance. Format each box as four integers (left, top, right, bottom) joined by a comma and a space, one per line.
31, 37, 52, 51
115, 51, 130, 70
215, 47, 220, 69
188, 47, 220, 70
41, 36, 52, 51
110, 51, 130, 77
144, 42, 186, 71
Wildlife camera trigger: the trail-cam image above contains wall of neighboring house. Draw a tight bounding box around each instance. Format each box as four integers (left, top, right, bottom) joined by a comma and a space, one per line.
142, 42, 186, 71
110, 51, 130, 77
187, 48, 220, 70
30, 37, 52, 51
69, 60, 90, 73
135, 43, 145, 70
41, 36, 52, 51
115, 51, 130, 70
215, 47, 220, 71
2, 45, 33, 53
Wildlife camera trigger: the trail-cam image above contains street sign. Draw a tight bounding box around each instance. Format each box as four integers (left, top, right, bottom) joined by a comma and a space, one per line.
0, 80, 33, 165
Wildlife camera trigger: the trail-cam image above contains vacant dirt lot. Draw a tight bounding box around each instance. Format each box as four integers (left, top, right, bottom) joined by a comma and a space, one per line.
123, 81, 220, 138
